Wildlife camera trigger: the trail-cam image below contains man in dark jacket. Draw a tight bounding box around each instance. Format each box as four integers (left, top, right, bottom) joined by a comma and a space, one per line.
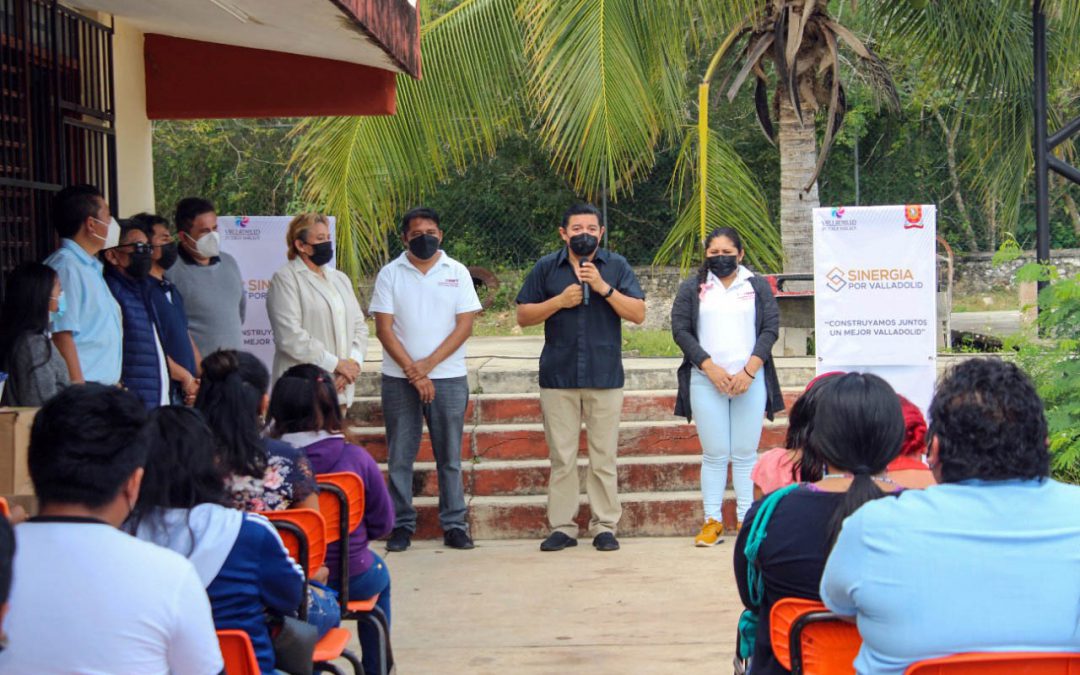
102, 221, 168, 409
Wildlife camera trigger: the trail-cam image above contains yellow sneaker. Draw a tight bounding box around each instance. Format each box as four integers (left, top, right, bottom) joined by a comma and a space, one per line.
694, 518, 725, 547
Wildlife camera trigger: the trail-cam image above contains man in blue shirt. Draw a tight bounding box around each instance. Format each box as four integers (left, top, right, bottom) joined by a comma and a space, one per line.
43, 185, 123, 385
821, 358, 1080, 674
516, 204, 646, 553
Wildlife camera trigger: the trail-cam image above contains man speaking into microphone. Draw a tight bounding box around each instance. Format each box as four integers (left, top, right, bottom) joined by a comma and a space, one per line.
515, 203, 646, 553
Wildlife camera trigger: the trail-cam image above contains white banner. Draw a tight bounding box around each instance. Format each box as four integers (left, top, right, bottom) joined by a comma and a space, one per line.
813, 205, 937, 413
218, 215, 335, 373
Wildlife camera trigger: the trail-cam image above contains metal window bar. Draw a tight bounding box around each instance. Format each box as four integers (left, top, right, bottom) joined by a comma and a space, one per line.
0, 0, 114, 299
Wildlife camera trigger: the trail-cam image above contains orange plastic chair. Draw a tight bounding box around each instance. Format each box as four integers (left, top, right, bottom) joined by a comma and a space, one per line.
0, 497, 9, 519
317, 471, 365, 544
259, 509, 363, 675
217, 630, 260, 675
906, 652, 1080, 674
316, 472, 390, 674
770, 598, 861, 675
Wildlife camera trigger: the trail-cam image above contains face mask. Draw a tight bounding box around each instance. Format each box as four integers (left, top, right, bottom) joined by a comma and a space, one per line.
408, 233, 440, 260
707, 254, 739, 279
307, 241, 334, 266
157, 242, 179, 270
49, 292, 66, 325
91, 216, 121, 249
185, 230, 221, 259
125, 246, 153, 279
569, 233, 599, 257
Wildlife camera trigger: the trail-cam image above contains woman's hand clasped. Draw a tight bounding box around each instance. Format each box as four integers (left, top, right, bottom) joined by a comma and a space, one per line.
702, 360, 732, 395
728, 369, 754, 397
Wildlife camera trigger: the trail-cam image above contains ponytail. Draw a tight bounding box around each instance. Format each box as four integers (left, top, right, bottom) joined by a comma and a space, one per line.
195, 350, 269, 478
803, 373, 905, 552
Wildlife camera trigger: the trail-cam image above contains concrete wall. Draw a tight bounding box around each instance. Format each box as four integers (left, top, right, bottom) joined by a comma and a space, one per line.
952, 249, 1080, 295
111, 17, 155, 215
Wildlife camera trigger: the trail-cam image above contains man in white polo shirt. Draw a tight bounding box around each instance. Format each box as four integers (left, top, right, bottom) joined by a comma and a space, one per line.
370, 207, 483, 552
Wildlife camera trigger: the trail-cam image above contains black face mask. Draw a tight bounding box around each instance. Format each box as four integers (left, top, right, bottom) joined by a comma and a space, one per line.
126, 249, 153, 279
706, 254, 739, 279
408, 233, 440, 260
157, 242, 179, 270
569, 233, 599, 257
308, 241, 334, 266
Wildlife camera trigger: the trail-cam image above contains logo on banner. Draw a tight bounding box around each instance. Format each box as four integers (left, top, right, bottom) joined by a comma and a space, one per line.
235, 216, 251, 228
826, 267, 847, 292
821, 206, 857, 231
825, 267, 923, 292
904, 205, 925, 230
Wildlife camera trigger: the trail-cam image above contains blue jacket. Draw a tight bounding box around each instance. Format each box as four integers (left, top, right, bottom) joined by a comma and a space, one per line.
147, 278, 197, 402
104, 267, 165, 409
132, 506, 305, 675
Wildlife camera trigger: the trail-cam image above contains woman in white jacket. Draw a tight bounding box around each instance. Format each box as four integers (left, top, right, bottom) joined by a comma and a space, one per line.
267, 213, 368, 406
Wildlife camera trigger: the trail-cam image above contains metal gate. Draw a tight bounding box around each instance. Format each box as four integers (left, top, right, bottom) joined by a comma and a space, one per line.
0, 0, 115, 287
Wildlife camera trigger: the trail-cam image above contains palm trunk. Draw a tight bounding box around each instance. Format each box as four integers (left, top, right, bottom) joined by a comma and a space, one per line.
778, 94, 819, 274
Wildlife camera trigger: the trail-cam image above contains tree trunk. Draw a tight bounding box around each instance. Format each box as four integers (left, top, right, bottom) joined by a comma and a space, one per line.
934, 111, 980, 252
778, 94, 819, 273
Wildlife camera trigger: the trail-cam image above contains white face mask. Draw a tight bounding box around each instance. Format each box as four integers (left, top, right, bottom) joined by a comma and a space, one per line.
185, 230, 221, 259
90, 216, 121, 249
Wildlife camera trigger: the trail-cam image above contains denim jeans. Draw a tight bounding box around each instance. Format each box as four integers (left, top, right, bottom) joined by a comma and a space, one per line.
346, 553, 392, 675
382, 374, 469, 533
690, 368, 766, 522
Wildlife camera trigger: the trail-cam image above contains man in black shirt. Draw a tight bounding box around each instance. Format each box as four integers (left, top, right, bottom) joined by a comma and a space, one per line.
516, 203, 646, 552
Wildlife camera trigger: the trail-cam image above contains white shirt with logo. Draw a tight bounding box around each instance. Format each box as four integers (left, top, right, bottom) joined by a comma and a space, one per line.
369, 251, 483, 380
697, 265, 758, 374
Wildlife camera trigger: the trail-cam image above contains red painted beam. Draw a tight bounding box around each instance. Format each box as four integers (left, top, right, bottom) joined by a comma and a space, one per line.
144, 34, 396, 119
329, 0, 421, 79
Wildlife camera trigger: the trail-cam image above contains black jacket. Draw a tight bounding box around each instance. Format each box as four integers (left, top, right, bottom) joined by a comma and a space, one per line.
670, 273, 783, 421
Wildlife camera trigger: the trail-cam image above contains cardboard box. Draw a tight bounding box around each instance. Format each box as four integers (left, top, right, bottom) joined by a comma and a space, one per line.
0, 407, 38, 496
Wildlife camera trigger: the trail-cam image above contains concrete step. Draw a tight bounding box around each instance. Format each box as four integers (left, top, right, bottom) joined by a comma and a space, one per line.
383, 454, 706, 498
408, 491, 721, 541
348, 388, 803, 428
352, 356, 821, 397
352, 419, 788, 463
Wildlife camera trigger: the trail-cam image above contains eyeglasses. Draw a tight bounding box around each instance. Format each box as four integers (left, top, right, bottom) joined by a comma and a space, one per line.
111, 242, 152, 254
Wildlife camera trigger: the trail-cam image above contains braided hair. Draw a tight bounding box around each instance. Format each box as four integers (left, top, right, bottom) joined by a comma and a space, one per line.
697, 227, 744, 290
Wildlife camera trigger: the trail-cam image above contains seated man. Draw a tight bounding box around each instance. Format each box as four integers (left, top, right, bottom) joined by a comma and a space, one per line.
821, 358, 1080, 674
0, 384, 222, 674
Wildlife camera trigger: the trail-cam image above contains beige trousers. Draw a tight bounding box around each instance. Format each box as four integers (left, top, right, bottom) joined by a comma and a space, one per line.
539, 387, 624, 537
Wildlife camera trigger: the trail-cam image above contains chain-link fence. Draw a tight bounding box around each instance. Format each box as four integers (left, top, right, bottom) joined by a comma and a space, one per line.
382, 136, 682, 274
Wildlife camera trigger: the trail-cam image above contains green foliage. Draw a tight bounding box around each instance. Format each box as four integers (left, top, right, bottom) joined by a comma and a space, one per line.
152, 120, 303, 219
996, 237, 1080, 483
622, 329, 680, 357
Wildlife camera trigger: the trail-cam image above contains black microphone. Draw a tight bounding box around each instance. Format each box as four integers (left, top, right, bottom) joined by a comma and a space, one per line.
580, 258, 590, 306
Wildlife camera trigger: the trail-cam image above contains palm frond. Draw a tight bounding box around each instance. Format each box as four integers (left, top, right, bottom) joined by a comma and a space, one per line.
520, 0, 686, 199
291, 0, 525, 278
655, 127, 781, 272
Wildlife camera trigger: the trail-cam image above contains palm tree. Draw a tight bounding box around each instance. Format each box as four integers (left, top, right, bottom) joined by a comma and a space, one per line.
292, 0, 1080, 278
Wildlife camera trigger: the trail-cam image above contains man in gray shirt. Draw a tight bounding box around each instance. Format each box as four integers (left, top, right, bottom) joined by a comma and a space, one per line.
165, 197, 246, 357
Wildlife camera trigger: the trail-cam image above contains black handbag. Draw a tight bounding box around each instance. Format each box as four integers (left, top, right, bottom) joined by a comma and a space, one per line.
270, 614, 317, 675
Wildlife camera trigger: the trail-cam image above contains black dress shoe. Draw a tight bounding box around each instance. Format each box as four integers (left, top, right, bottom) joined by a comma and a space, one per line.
386, 527, 412, 552
592, 532, 620, 551
539, 531, 578, 552
444, 528, 475, 550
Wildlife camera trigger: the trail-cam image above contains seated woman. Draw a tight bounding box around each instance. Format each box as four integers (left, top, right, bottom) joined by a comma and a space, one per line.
269, 364, 394, 675
734, 372, 905, 675
751, 372, 840, 498
128, 406, 304, 675
0, 262, 71, 406
195, 350, 319, 513
883, 396, 936, 489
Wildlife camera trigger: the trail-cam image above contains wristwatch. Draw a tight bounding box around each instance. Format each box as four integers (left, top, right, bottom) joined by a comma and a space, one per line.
602, 286, 616, 299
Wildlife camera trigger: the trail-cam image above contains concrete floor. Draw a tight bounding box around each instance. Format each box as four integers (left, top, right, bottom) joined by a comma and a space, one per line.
376, 537, 744, 674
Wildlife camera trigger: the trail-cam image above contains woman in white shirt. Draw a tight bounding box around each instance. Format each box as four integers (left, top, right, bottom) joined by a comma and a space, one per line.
267, 213, 368, 406
671, 227, 783, 547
